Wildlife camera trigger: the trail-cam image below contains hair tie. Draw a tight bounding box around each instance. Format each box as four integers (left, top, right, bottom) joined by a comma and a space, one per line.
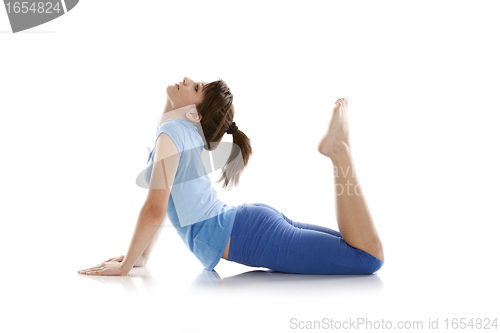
226, 122, 238, 135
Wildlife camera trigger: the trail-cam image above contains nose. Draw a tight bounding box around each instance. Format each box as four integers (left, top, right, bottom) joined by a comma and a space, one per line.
182, 77, 190, 86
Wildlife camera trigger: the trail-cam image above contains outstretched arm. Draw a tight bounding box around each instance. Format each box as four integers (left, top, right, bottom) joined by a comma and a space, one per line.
136, 215, 166, 266
92, 213, 166, 268
120, 202, 167, 272
121, 133, 180, 272
78, 133, 180, 276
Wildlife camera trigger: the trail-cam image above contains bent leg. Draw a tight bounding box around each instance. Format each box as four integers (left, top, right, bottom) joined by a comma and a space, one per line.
269, 224, 384, 274
318, 98, 384, 261
227, 203, 382, 274
330, 144, 384, 261
254, 203, 342, 238
282, 213, 342, 238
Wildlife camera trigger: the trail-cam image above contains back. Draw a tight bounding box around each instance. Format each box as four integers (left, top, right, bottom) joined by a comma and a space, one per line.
144, 118, 237, 271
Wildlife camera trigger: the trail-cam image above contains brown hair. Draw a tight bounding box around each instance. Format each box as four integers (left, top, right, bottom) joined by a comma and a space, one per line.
196, 78, 252, 191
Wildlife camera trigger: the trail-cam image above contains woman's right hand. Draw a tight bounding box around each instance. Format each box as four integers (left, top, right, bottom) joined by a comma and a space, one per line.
98, 255, 146, 267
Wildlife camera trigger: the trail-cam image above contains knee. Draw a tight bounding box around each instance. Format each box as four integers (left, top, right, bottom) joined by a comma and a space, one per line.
374, 242, 384, 262
367, 258, 384, 274
366, 239, 384, 262
360, 243, 384, 274
369, 243, 384, 273
363, 249, 384, 274
358, 242, 384, 263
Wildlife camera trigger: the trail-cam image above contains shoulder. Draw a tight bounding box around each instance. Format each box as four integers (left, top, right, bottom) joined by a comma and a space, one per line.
157, 120, 187, 140
157, 119, 186, 134
154, 121, 185, 162
154, 133, 181, 163
158, 120, 188, 139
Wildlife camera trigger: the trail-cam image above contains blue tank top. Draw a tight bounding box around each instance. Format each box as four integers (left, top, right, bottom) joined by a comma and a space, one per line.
144, 118, 237, 271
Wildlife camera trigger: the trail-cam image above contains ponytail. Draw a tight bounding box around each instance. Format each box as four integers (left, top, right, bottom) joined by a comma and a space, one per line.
196, 78, 253, 190
216, 128, 252, 190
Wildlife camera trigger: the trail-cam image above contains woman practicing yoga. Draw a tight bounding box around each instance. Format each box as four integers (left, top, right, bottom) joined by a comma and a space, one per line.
78, 77, 384, 276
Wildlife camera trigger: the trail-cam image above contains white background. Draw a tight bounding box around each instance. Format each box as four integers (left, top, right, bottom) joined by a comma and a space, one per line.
1, 1, 499, 332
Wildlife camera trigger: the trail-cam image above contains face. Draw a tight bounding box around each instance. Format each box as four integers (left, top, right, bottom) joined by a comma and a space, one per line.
166, 77, 207, 109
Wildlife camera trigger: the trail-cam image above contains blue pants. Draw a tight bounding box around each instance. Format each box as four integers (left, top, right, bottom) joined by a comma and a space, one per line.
227, 203, 384, 274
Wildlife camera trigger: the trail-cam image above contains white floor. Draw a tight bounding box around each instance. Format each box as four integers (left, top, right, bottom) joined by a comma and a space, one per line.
4, 226, 497, 333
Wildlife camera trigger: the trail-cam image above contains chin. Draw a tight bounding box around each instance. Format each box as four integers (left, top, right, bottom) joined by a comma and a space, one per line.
166, 85, 174, 98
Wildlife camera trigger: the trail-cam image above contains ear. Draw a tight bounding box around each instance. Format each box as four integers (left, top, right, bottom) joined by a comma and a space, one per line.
185, 104, 202, 122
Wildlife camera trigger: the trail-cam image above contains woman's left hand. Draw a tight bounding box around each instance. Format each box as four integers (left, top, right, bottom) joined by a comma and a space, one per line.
78, 261, 128, 276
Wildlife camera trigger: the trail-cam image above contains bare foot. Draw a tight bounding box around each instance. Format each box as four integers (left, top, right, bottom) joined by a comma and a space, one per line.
317, 97, 351, 157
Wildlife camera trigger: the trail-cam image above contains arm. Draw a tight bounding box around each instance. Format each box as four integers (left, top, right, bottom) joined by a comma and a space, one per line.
136, 217, 165, 266
120, 204, 166, 272
120, 133, 180, 272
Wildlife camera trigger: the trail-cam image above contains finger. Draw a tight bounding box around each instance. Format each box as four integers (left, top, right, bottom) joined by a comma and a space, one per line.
98, 258, 114, 266
88, 266, 104, 271
84, 268, 103, 275
81, 266, 103, 273
79, 267, 96, 272
78, 269, 94, 274
109, 255, 124, 262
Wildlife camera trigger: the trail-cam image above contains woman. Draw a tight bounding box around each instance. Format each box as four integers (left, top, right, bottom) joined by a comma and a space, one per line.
78, 77, 384, 276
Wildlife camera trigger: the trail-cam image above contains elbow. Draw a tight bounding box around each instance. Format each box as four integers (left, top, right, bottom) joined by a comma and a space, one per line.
143, 205, 167, 220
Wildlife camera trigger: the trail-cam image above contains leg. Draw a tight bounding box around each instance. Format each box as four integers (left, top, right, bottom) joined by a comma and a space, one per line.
250, 203, 342, 238
318, 98, 384, 261
282, 213, 342, 238
227, 203, 382, 274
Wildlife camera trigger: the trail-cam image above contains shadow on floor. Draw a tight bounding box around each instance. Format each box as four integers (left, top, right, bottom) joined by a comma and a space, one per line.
77, 266, 383, 297
190, 268, 384, 296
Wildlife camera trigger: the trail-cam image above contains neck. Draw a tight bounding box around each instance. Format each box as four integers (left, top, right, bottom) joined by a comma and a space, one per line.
159, 99, 186, 125
163, 98, 176, 114
158, 99, 204, 131
158, 100, 207, 143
